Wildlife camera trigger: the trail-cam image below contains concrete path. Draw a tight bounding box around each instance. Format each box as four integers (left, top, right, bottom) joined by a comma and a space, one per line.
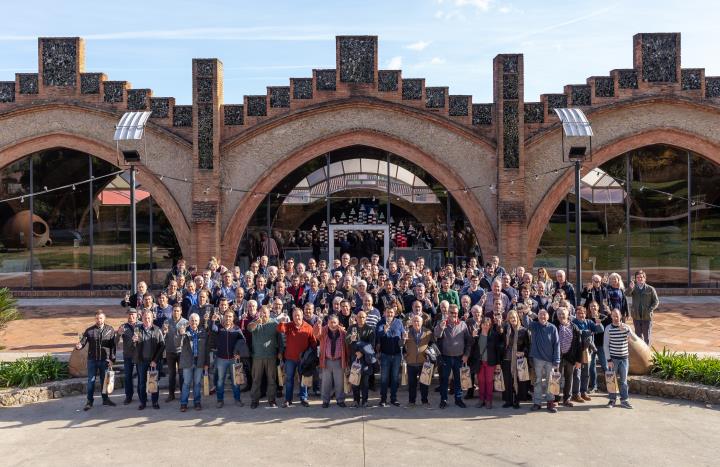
0, 392, 717, 466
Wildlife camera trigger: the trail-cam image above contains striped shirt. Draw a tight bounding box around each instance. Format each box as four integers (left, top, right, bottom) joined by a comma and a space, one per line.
362, 308, 382, 330
604, 324, 629, 358
558, 324, 573, 354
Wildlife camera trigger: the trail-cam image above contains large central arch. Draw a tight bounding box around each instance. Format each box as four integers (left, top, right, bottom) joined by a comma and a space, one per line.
221, 129, 498, 264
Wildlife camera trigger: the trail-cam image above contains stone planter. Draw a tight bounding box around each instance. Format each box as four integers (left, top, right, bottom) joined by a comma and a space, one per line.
598, 373, 720, 404
0, 374, 125, 407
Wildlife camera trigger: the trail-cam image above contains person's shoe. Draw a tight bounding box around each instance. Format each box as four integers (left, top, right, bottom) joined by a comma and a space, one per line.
464, 389, 475, 400
194, 404, 201, 411
216, 401, 224, 409
455, 400, 467, 408
620, 400, 634, 409
391, 401, 401, 407
103, 399, 116, 407
138, 403, 146, 410
562, 399, 574, 407
165, 394, 176, 403
235, 400, 245, 407
180, 405, 187, 412
250, 401, 259, 409
422, 402, 431, 409
268, 401, 278, 408
123, 398, 132, 406
588, 388, 597, 394
513, 402, 520, 409
360, 401, 368, 409
354, 401, 361, 408
571, 395, 584, 403
502, 402, 513, 408
407, 402, 416, 408
607, 400, 616, 408
581, 393, 592, 401
337, 401, 347, 408
475, 400, 485, 408
531, 404, 542, 411
547, 401, 557, 413
322, 402, 330, 408
378, 401, 387, 407
83, 401, 92, 411
283, 401, 292, 408
486, 401, 493, 409
439, 400, 447, 409
152, 402, 160, 410
300, 400, 309, 407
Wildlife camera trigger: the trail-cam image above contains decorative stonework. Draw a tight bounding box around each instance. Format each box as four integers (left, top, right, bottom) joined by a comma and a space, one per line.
472, 104, 492, 125
503, 74, 518, 99
338, 36, 375, 84
640, 33, 678, 82
224, 105, 244, 125
196, 78, 213, 103
173, 105, 192, 126
269, 87, 290, 108
103, 81, 125, 103
80, 73, 101, 94
425, 87, 445, 108
0, 82, 15, 103
127, 89, 149, 111
378, 70, 399, 92
150, 98, 170, 118
192, 201, 218, 221
449, 96, 469, 116
41, 38, 77, 87
618, 69, 639, 89
571, 85, 591, 106
402, 79, 422, 100
503, 55, 519, 74
292, 78, 313, 99
681, 69, 702, 90
315, 69, 336, 91
195, 59, 215, 77
247, 96, 267, 117
546, 94, 567, 110
197, 104, 214, 169
18, 74, 38, 94
524, 103, 544, 123
503, 102, 519, 168
594, 77, 614, 97
706, 78, 720, 98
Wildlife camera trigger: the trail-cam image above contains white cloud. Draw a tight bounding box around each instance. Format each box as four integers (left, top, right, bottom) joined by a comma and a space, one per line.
386, 56, 403, 69
405, 40, 431, 51
430, 57, 446, 65
454, 0, 493, 11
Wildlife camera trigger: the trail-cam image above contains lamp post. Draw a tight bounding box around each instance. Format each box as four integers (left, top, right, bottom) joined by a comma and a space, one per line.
554, 108, 593, 295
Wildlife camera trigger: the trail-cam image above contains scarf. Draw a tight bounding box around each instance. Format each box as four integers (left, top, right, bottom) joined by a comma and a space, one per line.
188, 327, 199, 357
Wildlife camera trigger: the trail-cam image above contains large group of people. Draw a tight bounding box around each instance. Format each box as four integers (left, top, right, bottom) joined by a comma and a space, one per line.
76, 253, 659, 414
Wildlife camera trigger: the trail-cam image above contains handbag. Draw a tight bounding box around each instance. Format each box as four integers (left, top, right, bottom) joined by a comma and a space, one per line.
233, 361, 246, 386
605, 370, 619, 394
203, 370, 210, 396
419, 361, 434, 386
425, 343, 441, 364
400, 359, 408, 386
493, 369, 505, 392
548, 369, 561, 395
343, 372, 352, 394
516, 357, 530, 382
460, 364, 473, 391
102, 369, 115, 394
348, 360, 362, 386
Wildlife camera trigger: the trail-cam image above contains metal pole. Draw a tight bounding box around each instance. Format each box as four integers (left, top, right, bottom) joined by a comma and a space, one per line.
130, 164, 137, 295
386, 152, 391, 225
625, 153, 631, 284
88, 155, 94, 290
29, 156, 34, 290
326, 153, 331, 261
565, 196, 570, 274
574, 159, 582, 295
687, 151, 692, 288
446, 192, 452, 265
149, 196, 154, 290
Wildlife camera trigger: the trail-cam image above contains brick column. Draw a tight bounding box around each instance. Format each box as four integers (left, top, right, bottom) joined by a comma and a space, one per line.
191, 58, 223, 265
494, 54, 528, 269
37, 37, 85, 98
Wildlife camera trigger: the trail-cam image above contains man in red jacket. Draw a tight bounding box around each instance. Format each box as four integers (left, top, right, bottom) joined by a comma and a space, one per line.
277, 308, 317, 407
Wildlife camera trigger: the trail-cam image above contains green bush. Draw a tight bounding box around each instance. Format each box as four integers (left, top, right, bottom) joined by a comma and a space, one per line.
0, 355, 69, 388
651, 348, 720, 387
0, 287, 20, 333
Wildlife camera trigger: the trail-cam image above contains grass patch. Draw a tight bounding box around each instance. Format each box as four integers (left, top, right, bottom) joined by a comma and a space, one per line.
0, 355, 69, 388
650, 348, 720, 387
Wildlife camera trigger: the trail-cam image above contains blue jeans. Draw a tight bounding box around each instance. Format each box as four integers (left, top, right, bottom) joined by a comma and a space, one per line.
123, 358, 135, 401
86, 359, 109, 403
380, 353, 402, 403
216, 357, 241, 402
284, 359, 308, 403
137, 361, 160, 404
589, 348, 607, 390
181, 366, 203, 406
532, 358, 556, 404
439, 355, 463, 402
609, 357, 629, 402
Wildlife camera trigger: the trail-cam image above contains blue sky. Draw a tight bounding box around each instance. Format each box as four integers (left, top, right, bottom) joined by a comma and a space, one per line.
2, 0, 719, 105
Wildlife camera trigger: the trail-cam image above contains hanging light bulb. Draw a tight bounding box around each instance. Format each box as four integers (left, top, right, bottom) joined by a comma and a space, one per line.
534, 174, 539, 180
72, 184, 76, 191
667, 195, 673, 201
20, 196, 24, 203
160, 175, 164, 181
639, 186, 645, 192
43, 186, 48, 191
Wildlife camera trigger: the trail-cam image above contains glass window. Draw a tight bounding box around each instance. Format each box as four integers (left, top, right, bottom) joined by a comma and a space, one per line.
0, 158, 31, 289
690, 154, 720, 288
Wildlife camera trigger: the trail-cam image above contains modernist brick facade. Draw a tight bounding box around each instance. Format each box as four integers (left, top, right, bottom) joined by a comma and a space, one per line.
1, 33, 720, 270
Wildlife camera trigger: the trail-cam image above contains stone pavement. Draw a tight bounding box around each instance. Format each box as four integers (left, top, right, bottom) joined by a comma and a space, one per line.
0, 391, 718, 466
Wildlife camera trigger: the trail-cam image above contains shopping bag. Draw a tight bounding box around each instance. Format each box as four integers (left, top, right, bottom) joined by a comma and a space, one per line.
348, 360, 362, 386
460, 364, 473, 391
517, 357, 530, 382
548, 369, 561, 396
581, 349, 590, 365
147, 369, 159, 394
277, 363, 286, 385
419, 362, 434, 386
493, 370, 505, 392
401, 360, 408, 386
203, 371, 210, 396
233, 362, 246, 386
344, 372, 352, 394
605, 370, 619, 394
301, 375, 314, 388
102, 369, 115, 394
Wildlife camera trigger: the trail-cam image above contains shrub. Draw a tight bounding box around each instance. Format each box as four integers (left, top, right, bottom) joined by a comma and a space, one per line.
651, 348, 720, 387
0, 355, 69, 388
0, 287, 20, 333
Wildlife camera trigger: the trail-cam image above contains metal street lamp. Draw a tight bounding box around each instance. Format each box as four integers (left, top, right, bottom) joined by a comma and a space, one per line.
113, 111, 152, 295
554, 108, 593, 295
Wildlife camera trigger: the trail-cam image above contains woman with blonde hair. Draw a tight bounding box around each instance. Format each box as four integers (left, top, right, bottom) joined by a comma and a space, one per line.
606, 273, 629, 321
501, 309, 530, 408
535, 267, 554, 295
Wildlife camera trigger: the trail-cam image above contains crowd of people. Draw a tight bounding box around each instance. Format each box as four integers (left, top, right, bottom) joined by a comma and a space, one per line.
76, 254, 660, 414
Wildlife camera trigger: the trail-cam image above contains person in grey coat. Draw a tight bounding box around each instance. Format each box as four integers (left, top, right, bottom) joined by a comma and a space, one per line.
178, 313, 210, 411
163, 304, 188, 402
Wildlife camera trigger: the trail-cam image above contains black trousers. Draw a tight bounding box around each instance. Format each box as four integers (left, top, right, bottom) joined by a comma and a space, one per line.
501, 360, 529, 405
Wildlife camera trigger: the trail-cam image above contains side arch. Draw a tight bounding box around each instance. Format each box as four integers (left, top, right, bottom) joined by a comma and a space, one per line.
221, 129, 498, 264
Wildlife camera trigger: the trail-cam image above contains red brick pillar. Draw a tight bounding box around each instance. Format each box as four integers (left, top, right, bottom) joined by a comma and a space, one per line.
37, 37, 85, 98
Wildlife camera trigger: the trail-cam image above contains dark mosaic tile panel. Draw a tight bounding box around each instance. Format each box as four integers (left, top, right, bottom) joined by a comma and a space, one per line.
546, 94, 567, 110
449, 96, 469, 116
173, 105, 192, 127
618, 70, 638, 89
195, 60, 215, 77
503, 55, 519, 74
18, 74, 38, 94
681, 69, 702, 90
247, 95, 267, 117
270, 87, 290, 108
0, 82, 15, 103
316, 69, 336, 91
472, 104, 492, 125
80, 73, 101, 94
192, 201, 217, 221
499, 200, 526, 223
150, 98, 170, 118
640, 33, 677, 82
127, 89, 149, 111
339, 37, 375, 84
503, 102, 519, 168
41, 38, 77, 87
378, 70, 398, 92
224, 105, 244, 125
524, 103, 544, 124
571, 85, 591, 106
594, 77, 614, 97
197, 104, 214, 170
292, 78, 313, 99
425, 87, 445, 108
103, 81, 125, 103
196, 78, 213, 104
706, 78, 720, 98
503, 74, 518, 100
402, 78, 422, 100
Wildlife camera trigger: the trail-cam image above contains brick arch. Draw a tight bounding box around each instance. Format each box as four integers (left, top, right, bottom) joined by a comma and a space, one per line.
221, 129, 498, 264
0, 132, 191, 258
525, 127, 720, 265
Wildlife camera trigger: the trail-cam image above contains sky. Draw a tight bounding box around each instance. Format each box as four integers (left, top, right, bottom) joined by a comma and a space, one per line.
1, 0, 719, 105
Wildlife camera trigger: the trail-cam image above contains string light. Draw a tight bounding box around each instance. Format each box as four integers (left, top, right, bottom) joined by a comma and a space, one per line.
72, 184, 76, 191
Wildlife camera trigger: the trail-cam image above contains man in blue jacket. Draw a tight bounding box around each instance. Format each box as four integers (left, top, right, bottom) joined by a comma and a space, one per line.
376, 306, 405, 407
528, 309, 561, 413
